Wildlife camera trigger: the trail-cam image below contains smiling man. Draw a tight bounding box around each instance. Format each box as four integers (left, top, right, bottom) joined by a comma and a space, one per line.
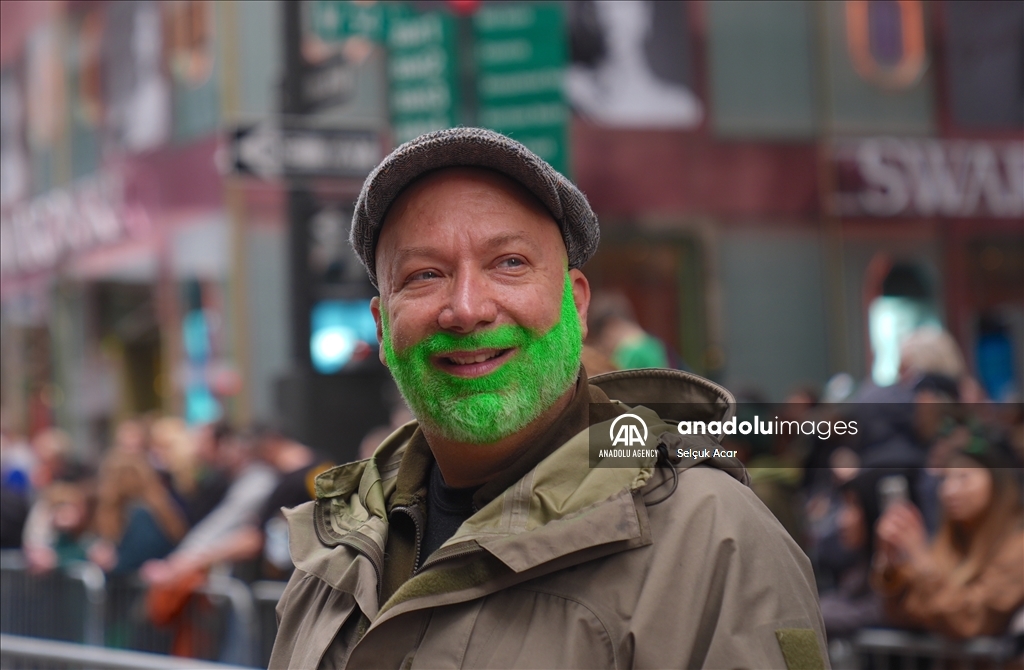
271, 128, 828, 669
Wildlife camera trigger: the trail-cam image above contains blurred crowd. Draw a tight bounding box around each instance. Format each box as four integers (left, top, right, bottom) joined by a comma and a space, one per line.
0, 301, 1022, 654
0, 416, 334, 596
720, 324, 1024, 651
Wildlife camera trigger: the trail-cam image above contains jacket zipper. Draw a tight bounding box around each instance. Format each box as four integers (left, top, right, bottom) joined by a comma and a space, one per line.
393, 504, 484, 576
392, 504, 427, 577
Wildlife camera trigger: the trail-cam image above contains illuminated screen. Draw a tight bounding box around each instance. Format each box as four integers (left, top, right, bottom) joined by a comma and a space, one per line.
310, 299, 378, 374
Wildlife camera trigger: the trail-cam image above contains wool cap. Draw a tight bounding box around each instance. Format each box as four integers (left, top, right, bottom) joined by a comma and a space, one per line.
350, 127, 600, 288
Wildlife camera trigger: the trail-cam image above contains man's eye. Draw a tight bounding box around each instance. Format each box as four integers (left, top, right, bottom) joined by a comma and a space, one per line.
498, 257, 525, 268
409, 270, 439, 282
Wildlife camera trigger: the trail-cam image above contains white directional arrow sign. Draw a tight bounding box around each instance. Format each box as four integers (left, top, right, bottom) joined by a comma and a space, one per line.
227, 123, 382, 179
234, 123, 281, 178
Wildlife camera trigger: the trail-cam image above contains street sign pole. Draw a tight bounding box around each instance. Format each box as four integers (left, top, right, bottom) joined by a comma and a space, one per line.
283, 1, 312, 372
275, 1, 391, 461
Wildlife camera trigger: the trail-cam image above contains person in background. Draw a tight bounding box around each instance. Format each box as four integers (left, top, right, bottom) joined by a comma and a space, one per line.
848, 328, 974, 536
0, 413, 31, 548
873, 429, 1024, 638
27, 428, 74, 494
0, 480, 28, 549
586, 290, 672, 370
580, 343, 618, 376
820, 468, 918, 640
0, 413, 34, 498
847, 327, 966, 473
20, 429, 77, 564
181, 421, 233, 527
248, 424, 333, 579
898, 327, 965, 387
88, 448, 188, 574
898, 325, 987, 405
142, 423, 330, 582
805, 445, 864, 595
110, 417, 150, 457
140, 424, 277, 586
22, 462, 97, 573
148, 417, 200, 516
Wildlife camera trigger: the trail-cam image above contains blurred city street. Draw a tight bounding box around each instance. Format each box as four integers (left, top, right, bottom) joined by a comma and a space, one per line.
0, 1, 1022, 668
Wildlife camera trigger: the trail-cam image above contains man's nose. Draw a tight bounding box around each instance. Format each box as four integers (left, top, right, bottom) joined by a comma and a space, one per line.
437, 271, 498, 333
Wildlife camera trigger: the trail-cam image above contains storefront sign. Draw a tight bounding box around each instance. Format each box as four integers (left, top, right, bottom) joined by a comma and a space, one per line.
0, 174, 150, 278
833, 138, 1024, 218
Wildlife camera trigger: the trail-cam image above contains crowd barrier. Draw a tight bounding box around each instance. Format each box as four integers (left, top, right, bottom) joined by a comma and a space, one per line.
251, 580, 287, 668
0, 552, 280, 668
4, 551, 1022, 669
0, 552, 105, 646
851, 628, 1022, 670
0, 634, 251, 670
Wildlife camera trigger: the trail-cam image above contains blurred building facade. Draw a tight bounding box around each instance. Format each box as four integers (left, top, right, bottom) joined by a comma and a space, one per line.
1, 0, 1021, 459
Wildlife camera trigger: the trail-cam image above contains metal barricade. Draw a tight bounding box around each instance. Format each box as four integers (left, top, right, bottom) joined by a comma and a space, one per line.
0, 550, 105, 646
853, 628, 1021, 670
0, 633, 252, 670
0, 552, 260, 667
251, 580, 286, 668
102, 573, 257, 666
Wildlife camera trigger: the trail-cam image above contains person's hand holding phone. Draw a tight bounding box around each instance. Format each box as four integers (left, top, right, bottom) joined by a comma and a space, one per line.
876, 502, 932, 574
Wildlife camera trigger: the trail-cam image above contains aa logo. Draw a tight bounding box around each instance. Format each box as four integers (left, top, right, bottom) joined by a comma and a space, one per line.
610, 413, 649, 447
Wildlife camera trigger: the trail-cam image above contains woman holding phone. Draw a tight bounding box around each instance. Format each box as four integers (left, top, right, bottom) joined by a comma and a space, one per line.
872, 430, 1024, 638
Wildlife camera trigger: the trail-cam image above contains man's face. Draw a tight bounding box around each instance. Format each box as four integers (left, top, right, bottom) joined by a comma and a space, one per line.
372, 167, 590, 444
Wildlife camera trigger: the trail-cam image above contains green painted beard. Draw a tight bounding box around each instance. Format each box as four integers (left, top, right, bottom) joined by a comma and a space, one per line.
381, 274, 583, 444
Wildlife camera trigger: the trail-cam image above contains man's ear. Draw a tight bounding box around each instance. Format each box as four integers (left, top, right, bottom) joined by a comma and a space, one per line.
568, 269, 591, 340
370, 296, 387, 367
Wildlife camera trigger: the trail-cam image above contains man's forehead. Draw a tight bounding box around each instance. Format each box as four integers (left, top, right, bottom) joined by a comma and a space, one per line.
385, 166, 556, 223
377, 167, 561, 256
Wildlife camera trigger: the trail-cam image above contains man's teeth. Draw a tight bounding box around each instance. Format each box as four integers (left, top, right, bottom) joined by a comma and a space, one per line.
448, 351, 501, 365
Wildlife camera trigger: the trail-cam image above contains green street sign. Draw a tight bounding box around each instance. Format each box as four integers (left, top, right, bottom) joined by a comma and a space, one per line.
377, 1, 569, 176
309, 0, 387, 43
387, 4, 461, 144
472, 2, 569, 176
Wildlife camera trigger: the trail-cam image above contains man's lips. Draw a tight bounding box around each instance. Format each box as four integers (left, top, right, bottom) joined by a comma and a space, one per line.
432, 348, 515, 377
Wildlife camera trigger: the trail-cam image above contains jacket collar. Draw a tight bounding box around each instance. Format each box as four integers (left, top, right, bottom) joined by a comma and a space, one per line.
313, 368, 737, 502
306, 368, 741, 619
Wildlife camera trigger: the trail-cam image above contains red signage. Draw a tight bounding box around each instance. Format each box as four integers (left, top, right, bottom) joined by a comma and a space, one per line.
833, 138, 1024, 219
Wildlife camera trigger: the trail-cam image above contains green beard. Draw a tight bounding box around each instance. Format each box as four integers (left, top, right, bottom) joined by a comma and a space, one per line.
381, 274, 583, 444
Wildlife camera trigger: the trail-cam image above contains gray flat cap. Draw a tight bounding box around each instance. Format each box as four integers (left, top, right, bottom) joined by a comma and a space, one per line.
351, 127, 599, 288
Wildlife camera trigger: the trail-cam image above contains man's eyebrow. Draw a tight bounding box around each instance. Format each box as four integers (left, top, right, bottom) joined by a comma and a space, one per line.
391, 246, 443, 265
478, 232, 543, 253
391, 233, 543, 265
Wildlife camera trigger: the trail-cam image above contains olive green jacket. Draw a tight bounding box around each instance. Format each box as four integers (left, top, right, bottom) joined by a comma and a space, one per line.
270, 370, 829, 669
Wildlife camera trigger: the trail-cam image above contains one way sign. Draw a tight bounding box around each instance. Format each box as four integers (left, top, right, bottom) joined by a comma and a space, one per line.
225, 123, 383, 179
